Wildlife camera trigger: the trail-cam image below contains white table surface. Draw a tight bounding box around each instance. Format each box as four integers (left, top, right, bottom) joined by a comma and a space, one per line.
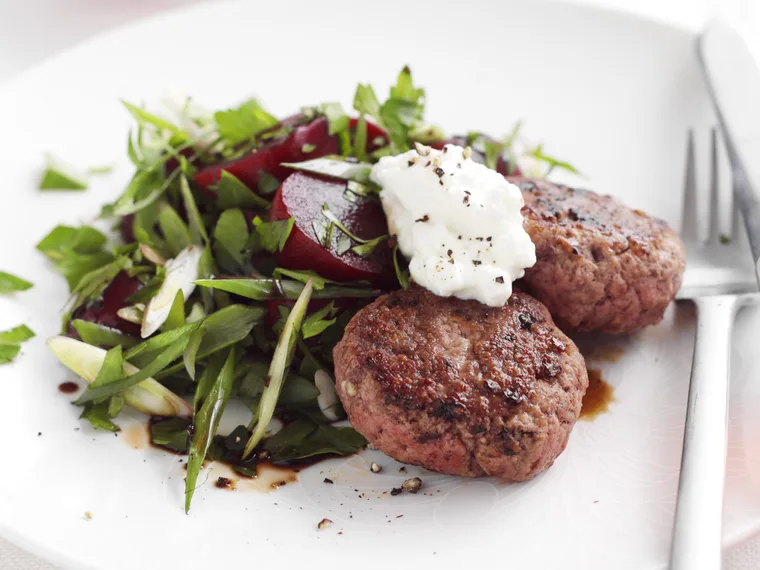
0, 0, 758, 568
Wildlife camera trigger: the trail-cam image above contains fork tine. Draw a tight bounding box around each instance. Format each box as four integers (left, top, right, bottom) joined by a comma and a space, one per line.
708, 127, 720, 243
681, 129, 699, 242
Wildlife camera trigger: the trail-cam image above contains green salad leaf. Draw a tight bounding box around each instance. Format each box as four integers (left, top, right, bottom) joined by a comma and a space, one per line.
185, 346, 237, 512
39, 156, 88, 191
36, 225, 113, 291
301, 302, 336, 339
194, 278, 377, 301
78, 346, 125, 431
72, 320, 139, 349
214, 99, 279, 145
527, 144, 580, 176
254, 217, 294, 253
179, 175, 210, 245
214, 209, 249, 267
244, 280, 313, 458
264, 420, 367, 462
0, 344, 21, 364
213, 171, 271, 211
122, 100, 189, 142
150, 417, 191, 453
271, 268, 337, 291
0, 325, 35, 344
0, 271, 33, 293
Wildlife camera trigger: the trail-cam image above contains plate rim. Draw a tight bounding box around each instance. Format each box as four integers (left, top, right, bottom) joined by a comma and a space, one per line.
0, 2, 750, 569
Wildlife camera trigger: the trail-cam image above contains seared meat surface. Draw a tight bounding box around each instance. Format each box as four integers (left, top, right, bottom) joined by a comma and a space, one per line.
516, 178, 686, 334
333, 286, 588, 481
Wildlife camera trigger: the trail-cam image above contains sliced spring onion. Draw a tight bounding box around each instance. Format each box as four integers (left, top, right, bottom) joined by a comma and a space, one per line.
185, 346, 237, 513
117, 305, 144, 325
71, 320, 139, 349
74, 328, 195, 405
280, 156, 373, 183
243, 280, 313, 458
139, 244, 167, 266
47, 336, 191, 417
315, 369, 343, 421
194, 278, 377, 300
141, 245, 202, 338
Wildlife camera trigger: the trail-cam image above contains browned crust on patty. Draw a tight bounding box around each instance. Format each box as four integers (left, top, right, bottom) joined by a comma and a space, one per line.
333, 286, 588, 481
515, 178, 686, 334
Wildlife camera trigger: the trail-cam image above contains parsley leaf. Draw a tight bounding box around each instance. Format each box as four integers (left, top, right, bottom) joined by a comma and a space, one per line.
322, 204, 386, 246
122, 100, 189, 142
301, 302, 337, 339
164, 290, 186, 331
351, 235, 388, 257
353, 84, 382, 118
393, 244, 410, 288
0, 325, 35, 343
264, 420, 367, 462
214, 99, 279, 145
352, 66, 427, 154
0, 324, 34, 365
0, 271, 33, 293
214, 209, 249, 266
272, 268, 337, 291
0, 344, 21, 365
158, 203, 193, 257
111, 164, 175, 217
257, 171, 281, 195
39, 156, 88, 191
36, 225, 113, 291
483, 139, 504, 170
320, 103, 350, 136
255, 218, 294, 253
80, 395, 124, 432
352, 115, 368, 162
150, 417, 191, 453
528, 144, 580, 176
213, 171, 271, 211
71, 320, 139, 349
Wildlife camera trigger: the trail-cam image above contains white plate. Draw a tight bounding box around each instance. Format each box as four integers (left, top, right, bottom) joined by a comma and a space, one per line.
1, 1, 759, 569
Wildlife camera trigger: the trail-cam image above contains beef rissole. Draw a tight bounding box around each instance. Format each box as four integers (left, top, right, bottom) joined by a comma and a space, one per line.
333, 286, 588, 482
516, 178, 686, 334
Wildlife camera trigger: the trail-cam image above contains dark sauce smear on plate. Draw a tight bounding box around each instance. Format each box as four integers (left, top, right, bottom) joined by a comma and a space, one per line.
148, 417, 336, 485
58, 381, 79, 394
580, 368, 614, 420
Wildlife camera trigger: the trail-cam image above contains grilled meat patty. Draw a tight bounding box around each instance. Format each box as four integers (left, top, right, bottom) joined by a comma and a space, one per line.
333, 286, 588, 481
516, 178, 686, 334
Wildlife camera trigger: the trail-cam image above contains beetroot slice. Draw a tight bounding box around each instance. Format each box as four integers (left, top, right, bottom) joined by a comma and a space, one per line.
193, 115, 388, 195
430, 134, 521, 177
270, 172, 395, 288
67, 271, 143, 338
193, 115, 337, 192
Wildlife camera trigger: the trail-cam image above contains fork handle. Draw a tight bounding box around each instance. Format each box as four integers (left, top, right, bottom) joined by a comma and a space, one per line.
670, 295, 739, 570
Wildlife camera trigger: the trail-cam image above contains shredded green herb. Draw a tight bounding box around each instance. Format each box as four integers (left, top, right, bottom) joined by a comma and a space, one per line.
0, 271, 33, 293
37, 68, 572, 513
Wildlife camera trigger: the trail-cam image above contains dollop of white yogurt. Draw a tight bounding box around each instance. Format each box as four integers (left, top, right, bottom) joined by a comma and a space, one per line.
371, 144, 535, 307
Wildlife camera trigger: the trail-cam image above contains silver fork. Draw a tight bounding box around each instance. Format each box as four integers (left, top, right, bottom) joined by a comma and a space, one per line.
670, 128, 757, 570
